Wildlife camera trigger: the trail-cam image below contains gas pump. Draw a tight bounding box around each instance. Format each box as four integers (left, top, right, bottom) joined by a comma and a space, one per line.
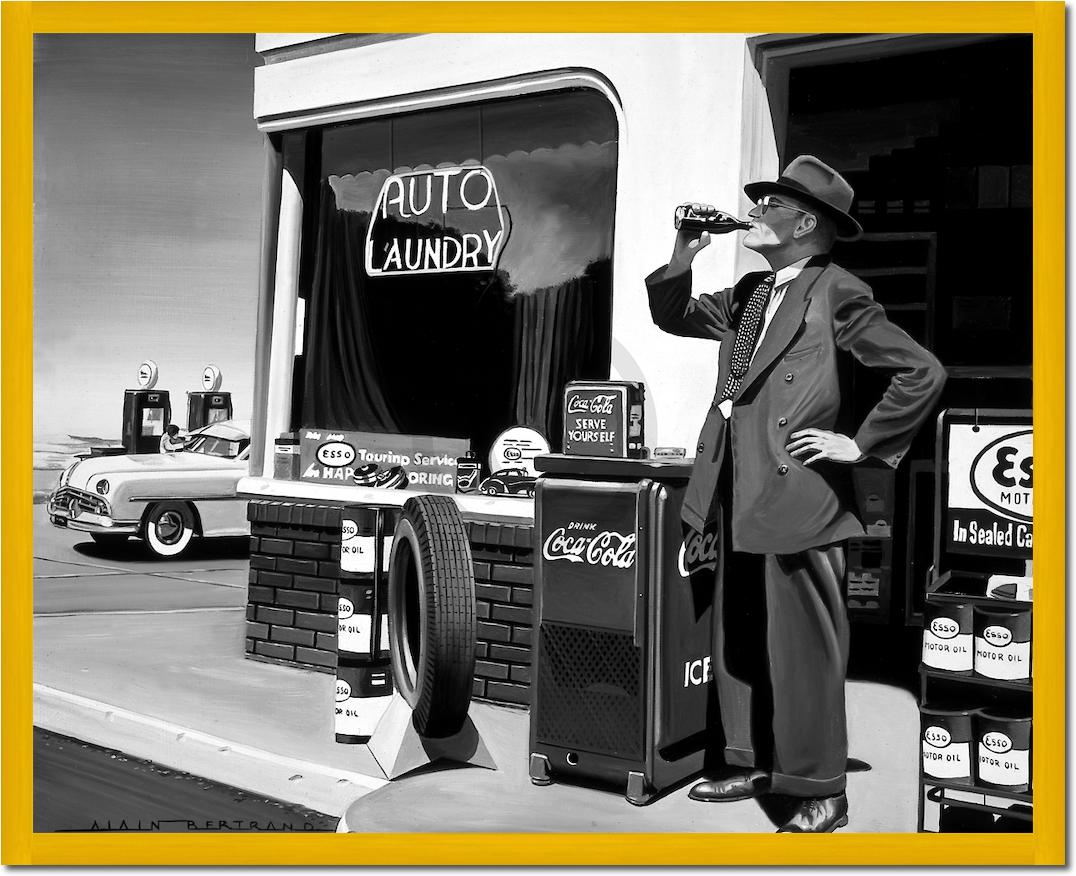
121, 360, 172, 454
187, 364, 233, 430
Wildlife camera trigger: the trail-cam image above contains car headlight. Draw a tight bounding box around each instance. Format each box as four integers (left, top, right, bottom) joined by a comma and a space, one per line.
96, 479, 110, 496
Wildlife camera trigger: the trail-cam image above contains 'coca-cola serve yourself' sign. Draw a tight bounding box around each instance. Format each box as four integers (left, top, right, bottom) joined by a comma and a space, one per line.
562, 381, 646, 458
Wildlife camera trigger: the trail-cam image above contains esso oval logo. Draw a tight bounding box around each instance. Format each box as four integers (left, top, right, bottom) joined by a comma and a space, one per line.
338, 597, 354, 619
982, 731, 1012, 754
202, 364, 222, 392
503, 447, 523, 461
970, 430, 1033, 523
335, 680, 352, 702
137, 359, 159, 389
930, 617, 960, 639
924, 725, 951, 747
983, 625, 1013, 647
317, 441, 356, 468
341, 520, 358, 540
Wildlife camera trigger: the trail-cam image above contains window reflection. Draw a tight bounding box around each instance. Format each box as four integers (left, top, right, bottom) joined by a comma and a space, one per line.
300, 89, 618, 462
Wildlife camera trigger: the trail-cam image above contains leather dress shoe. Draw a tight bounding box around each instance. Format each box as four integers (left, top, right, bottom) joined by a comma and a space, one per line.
776, 793, 849, 833
688, 769, 771, 802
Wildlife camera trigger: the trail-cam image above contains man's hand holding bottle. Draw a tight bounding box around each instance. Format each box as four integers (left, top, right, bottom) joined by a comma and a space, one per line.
667, 203, 748, 277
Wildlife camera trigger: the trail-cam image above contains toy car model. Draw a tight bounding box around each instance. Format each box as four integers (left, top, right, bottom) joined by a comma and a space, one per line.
478, 467, 537, 498
46, 419, 251, 557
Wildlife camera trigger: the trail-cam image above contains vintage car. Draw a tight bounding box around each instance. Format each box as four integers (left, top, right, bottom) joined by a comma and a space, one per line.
478, 467, 537, 498
47, 419, 251, 557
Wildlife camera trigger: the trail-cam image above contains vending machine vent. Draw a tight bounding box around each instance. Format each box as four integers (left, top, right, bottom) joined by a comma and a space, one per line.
535, 623, 644, 759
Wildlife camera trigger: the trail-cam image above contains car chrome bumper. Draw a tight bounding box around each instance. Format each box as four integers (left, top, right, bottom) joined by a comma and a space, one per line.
46, 492, 139, 535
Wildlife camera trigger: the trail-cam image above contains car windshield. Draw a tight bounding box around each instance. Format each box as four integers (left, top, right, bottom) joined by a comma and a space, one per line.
185, 433, 250, 459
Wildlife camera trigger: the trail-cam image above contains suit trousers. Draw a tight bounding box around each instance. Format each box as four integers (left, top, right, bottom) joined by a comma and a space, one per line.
710, 432, 851, 798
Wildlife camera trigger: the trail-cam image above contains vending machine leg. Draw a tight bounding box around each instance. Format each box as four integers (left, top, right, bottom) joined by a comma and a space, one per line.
626, 771, 654, 806
529, 753, 553, 786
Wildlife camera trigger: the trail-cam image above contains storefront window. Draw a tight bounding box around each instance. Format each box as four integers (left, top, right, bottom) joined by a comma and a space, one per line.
296, 89, 618, 461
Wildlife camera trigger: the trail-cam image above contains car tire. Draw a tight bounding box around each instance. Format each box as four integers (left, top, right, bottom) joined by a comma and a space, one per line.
483, 486, 498, 496
388, 495, 476, 738
91, 533, 129, 547
143, 502, 195, 558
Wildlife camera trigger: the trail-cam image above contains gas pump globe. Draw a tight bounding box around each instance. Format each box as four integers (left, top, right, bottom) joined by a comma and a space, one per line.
122, 360, 171, 454
187, 363, 233, 430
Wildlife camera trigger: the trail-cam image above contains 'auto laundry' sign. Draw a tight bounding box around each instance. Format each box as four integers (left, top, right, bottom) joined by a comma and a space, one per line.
365, 166, 508, 276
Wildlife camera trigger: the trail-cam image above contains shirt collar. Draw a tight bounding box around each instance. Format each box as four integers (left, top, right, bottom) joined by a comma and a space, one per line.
773, 256, 812, 289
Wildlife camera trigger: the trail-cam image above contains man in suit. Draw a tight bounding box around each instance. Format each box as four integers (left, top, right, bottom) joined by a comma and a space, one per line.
646, 155, 946, 832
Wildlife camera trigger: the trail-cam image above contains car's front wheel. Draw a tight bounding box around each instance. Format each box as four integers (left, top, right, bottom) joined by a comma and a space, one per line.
143, 502, 195, 558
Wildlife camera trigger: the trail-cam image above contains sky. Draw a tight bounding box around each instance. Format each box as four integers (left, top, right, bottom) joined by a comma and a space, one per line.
33, 34, 264, 439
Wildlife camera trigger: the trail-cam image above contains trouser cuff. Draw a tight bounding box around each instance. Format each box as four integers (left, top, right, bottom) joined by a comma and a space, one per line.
724, 746, 757, 769
770, 770, 846, 797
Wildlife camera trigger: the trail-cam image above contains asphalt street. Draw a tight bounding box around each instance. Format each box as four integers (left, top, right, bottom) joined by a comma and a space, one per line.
33, 504, 249, 615
34, 728, 338, 833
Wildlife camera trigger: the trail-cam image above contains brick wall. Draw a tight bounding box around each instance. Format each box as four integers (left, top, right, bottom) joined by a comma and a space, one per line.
245, 501, 535, 710
246, 502, 344, 670
469, 522, 534, 707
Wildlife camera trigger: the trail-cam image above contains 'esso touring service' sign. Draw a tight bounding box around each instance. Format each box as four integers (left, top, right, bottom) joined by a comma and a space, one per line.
946, 420, 1032, 558
365, 166, 508, 277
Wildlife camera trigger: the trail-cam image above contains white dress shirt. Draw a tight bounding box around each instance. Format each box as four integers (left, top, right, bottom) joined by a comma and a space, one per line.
718, 256, 811, 419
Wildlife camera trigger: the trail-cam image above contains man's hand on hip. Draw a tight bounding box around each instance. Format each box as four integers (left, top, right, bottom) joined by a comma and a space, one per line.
786, 429, 865, 465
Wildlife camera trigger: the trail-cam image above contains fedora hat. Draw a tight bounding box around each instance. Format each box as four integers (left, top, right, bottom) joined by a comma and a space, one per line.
744, 155, 863, 241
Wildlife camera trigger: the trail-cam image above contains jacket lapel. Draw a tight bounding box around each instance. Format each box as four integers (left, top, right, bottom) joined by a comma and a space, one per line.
734, 261, 831, 400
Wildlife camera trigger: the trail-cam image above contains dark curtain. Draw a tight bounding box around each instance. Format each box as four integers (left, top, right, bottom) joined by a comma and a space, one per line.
301, 181, 400, 431
510, 262, 611, 449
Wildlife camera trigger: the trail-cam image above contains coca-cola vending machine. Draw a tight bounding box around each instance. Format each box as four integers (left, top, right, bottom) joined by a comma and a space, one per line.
529, 455, 717, 805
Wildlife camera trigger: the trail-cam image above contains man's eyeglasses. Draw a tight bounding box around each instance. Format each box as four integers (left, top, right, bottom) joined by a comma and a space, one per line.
752, 196, 813, 217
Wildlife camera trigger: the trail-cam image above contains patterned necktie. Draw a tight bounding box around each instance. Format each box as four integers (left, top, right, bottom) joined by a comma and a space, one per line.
720, 271, 776, 402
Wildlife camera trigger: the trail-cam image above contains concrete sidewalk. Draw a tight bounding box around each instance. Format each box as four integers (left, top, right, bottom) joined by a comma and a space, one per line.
34, 604, 922, 830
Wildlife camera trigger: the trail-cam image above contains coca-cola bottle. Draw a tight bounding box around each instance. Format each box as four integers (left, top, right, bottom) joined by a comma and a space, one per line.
674, 204, 751, 234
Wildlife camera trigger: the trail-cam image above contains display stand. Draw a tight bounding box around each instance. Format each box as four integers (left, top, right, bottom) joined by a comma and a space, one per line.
366, 694, 496, 780
917, 409, 1033, 833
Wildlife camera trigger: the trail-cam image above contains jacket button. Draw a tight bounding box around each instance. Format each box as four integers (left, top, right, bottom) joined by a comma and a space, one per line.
778, 417, 788, 427
784, 372, 794, 383
778, 464, 789, 476
697, 443, 705, 453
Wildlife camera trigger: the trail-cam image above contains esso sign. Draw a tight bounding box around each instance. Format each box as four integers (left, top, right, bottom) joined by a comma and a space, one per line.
983, 625, 1013, 647
929, 617, 960, 639
924, 725, 951, 747
970, 430, 1033, 522
982, 732, 1012, 754
335, 680, 352, 702
341, 520, 358, 540
337, 597, 355, 619
202, 364, 223, 392
317, 441, 356, 468
488, 427, 550, 478
137, 360, 159, 389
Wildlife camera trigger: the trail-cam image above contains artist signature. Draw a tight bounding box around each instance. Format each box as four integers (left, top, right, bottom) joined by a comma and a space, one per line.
63, 819, 335, 832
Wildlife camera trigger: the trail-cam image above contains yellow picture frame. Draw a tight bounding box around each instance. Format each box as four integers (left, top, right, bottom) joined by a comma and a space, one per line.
3, 2, 1064, 865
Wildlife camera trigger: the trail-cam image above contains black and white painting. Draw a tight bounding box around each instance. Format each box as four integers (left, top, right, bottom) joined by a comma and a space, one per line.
31, 30, 1041, 848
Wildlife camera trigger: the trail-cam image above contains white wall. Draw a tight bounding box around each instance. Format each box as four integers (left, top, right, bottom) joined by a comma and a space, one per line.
253, 33, 778, 455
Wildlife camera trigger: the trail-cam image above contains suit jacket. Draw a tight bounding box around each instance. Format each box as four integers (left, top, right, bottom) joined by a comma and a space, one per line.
646, 256, 947, 554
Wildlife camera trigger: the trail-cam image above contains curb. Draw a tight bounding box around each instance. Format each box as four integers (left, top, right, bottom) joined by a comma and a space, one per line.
34, 684, 388, 817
